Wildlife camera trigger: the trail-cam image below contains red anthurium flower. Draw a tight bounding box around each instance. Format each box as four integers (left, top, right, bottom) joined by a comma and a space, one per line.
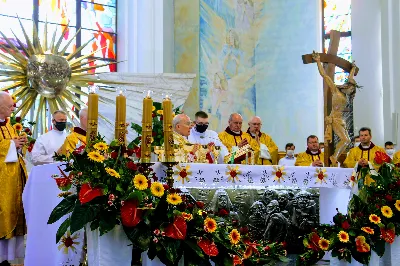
374, 151, 391, 164
198, 238, 219, 256
126, 161, 137, 171
120, 200, 143, 227
380, 227, 395, 244
164, 216, 187, 240
341, 220, 350, 230
78, 183, 103, 204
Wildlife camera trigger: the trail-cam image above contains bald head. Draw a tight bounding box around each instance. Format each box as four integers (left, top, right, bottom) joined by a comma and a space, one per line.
173, 114, 192, 137
248, 116, 262, 134
0, 92, 15, 120
79, 108, 88, 131
228, 113, 243, 132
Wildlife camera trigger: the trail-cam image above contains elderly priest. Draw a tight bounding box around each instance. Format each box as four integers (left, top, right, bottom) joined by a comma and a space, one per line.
0, 92, 28, 264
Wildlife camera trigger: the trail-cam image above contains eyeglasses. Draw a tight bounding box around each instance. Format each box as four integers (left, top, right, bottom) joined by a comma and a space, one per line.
250, 123, 262, 126
179, 122, 192, 126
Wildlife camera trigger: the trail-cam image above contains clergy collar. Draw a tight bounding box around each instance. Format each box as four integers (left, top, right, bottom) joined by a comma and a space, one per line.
225, 126, 242, 136
358, 142, 375, 151
0, 117, 8, 126
246, 128, 262, 138
306, 148, 321, 155
73, 127, 87, 136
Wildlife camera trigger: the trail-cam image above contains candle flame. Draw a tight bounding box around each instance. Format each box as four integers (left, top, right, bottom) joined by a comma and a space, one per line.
119, 90, 123, 95
147, 90, 151, 97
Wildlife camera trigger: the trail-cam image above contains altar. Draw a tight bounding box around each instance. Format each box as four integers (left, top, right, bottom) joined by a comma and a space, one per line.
22, 162, 353, 266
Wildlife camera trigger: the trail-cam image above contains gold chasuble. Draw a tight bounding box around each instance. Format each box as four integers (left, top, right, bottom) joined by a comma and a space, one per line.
0, 118, 27, 240
246, 129, 278, 165
295, 149, 325, 166
393, 150, 400, 165
58, 127, 87, 156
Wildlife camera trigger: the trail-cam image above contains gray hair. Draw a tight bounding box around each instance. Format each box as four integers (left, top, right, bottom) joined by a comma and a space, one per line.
172, 114, 189, 129
52, 110, 67, 118
79, 108, 88, 118
229, 113, 242, 121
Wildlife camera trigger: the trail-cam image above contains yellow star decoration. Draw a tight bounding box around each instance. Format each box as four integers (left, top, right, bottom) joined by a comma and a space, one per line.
349, 171, 357, 187
314, 168, 327, 184
174, 164, 192, 184
226, 165, 241, 183
272, 166, 286, 183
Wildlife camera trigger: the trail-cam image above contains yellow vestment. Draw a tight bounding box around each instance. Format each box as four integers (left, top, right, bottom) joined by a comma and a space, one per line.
58, 127, 87, 156
343, 143, 385, 185
393, 150, 400, 165
0, 118, 27, 240
295, 150, 325, 166
247, 130, 278, 165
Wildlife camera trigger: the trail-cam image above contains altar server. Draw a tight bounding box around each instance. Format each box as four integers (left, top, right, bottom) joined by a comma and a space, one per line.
31, 110, 68, 165
278, 143, 296, 166
295, 135, 324, 167
57, 108, 88, 155
188, 111, 228, 163
0, 92, 27, 264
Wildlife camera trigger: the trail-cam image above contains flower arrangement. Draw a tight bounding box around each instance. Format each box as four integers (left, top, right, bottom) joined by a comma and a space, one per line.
298, 151, 400, 265
129, 102, 182, 149
48, 135, 288, 265
9, 112, 36, 152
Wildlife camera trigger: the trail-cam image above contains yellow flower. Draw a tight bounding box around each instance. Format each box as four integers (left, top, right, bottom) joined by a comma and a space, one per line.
204, 217, 217, 233
19, 132, 27, 138
395, 200, 400, 211
88, 151, 105, 163
57, 231, 80, 254
272, 166, 286, 183
133, 174, 148, 190
11, 95, 17, 103
105, 167, 120, 178
314, 168, 327, 184
226, 165, 241, 183
229, 229, 241, 245
361, 227, 374, 235
93, 142, 108, 151
152, 106, 156, 112
150, 182, 164, 197
337, 231, 349, 243
13, 123, 23, 131
157, 110, 163, 115
182, 212, 193, 221
381, 206, 393, 218
369, 214, 381, 224
318, 238, 330, 251
166, 193, 182, 205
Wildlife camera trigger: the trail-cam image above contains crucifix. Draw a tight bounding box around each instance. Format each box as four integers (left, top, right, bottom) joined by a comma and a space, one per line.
302, 30, 359, 167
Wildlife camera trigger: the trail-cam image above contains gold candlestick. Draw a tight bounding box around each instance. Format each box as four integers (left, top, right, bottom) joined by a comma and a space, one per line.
141, 91, 153, 163
162, 95, 174, 162
115, 90, 127, 145
86, 86, 99, 144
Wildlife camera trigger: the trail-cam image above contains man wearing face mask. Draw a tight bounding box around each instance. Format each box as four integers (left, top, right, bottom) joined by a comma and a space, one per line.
188, 111, 228, 163
30, 110, 68, 165
278, 143, 296, 166
384, 141, 395, 159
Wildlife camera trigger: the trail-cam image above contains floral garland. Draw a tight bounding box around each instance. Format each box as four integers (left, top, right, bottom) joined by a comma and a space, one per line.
298, 151, 400, 265
49, 136, 288, 265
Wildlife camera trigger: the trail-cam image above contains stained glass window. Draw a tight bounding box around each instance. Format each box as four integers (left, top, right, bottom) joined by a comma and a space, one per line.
323, 0, 351, 85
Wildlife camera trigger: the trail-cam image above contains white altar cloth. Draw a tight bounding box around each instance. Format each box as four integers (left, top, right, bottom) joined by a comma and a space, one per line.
22, 163, 84, 266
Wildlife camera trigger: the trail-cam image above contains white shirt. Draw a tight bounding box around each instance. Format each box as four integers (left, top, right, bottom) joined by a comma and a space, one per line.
278, 156, 296, 166
188, 127, 229, 163
31, 129, 67, 165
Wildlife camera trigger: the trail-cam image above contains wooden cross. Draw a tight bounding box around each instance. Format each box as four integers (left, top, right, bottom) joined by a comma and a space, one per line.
301, 30, 359, 167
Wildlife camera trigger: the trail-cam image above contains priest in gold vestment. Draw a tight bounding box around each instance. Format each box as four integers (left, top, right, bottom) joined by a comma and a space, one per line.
246, 116, 278, 165
393, 150, 400, 165
344, 127, 385, 185
0, 92, 28, 263
295, 135, 325, 166
57, 108, 88, 155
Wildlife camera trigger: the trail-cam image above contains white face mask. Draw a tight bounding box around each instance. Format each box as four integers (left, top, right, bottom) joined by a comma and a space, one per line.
320, 148, 324, 153
386, 149, 395, 155
354, 142, 361, 147
286, 150, 294, 156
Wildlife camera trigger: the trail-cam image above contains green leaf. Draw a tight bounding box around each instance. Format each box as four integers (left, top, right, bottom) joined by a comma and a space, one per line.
348, 230, 356, 236
99, 211, 117, 236
90, 219, 100, 231
387, 223, 395, 230
56, 217, 70, 243
70, 204, 100, 234
116, 184, 124, 193
162, 240, 181, 263
123, 224, 151, 251
372, 239, 386, 257
48, 195, 77, 224
125, 191, 143, 202
183, 240, 205, 259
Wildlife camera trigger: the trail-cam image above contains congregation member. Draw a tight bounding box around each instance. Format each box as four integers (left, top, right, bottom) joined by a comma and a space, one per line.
384, 141, 395, 159
295, 135, 324, 167
188, 111, 228, 163
319, 142, 325, 152
278, 143, 296, 166
353, 135, 360, 148
246, 116, 278, 165
57, 108, 88, 155
30, 110, 68, 165
0, 92, 27, 265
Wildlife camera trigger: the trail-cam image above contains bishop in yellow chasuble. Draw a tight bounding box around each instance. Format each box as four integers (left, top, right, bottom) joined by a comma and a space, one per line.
58, 127, 87, 156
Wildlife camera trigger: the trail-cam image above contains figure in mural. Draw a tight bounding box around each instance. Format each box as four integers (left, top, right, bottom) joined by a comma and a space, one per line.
291, 191, 318, 230
208, 189, 239, 223
236, 0, 254, 29
263, 200, 290, 243
312, 51, 358, 166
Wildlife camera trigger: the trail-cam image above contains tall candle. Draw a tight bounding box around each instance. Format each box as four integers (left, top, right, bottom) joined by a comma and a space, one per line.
162, 95, 174, 162
86, 91, 99, 143
115, 90, 127, 145
141, 91, 153, 163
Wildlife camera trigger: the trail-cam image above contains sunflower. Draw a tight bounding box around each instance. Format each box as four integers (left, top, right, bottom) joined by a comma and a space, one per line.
93, 142, 108, 151
150, 182, 164, 197
13, 123, 23, 131
157, 110, 163, 115
229, 229, 241, 245
381, 206, 393, 218
337, 231, 349, 243
182, 212, 193, 221
88, 151, 105, 163
318, 238, 330, 251
361, 227, 374, 235
369, 214, 381, 224
395, 200, 400, 211
105, 167, 120, 178
133, 174, 148, 190
204, 217, 217, 233
166, 193, 182, 205
152, 106, 156, 112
